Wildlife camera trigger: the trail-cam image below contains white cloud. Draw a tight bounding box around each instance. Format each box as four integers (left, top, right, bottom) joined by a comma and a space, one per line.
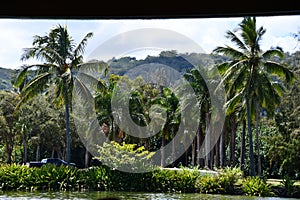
0, 16, 299, 69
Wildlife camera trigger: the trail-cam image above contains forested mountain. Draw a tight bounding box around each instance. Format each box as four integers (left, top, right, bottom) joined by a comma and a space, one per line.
0, 67, 16, 91
0, 51, 226, 91
0, 50, 299, 91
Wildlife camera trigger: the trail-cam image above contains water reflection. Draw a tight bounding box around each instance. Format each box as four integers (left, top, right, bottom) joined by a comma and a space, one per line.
0, 191, 296, 200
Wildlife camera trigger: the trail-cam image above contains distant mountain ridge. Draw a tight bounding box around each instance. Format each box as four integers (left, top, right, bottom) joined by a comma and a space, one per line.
1, 50, 298, 91
0, 67, 17, 91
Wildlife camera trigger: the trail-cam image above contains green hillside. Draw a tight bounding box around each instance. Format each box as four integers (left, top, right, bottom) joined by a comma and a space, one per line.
0, 67, 16, 91
1, 50, 298, 91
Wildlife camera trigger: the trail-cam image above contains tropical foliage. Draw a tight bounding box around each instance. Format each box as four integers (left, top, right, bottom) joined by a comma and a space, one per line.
0, 18, 299, 198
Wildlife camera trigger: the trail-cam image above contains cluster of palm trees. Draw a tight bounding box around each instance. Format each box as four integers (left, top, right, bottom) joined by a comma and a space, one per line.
13, 17, 295, 177
212, 17, 295, 176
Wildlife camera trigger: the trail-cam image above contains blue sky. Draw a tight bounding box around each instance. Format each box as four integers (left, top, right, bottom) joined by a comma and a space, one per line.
0, 15, 299, 69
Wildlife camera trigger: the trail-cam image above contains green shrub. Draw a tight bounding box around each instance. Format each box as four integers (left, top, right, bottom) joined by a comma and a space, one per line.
242, 176, 271, 197
95, 141, 156, 172
32, 164, 80, 191
0, 164, 33, 190
79, 166, 110, 191
196, 167, 242, 194
281, 175, 297, 197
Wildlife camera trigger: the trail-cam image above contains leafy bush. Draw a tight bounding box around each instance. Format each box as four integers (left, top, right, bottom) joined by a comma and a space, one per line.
196, 167, 243, 194
32, 164, 80, 191
242, 176, 271, 197
0, 163, 33, 190
79, 166, 110, 191
281, 175, 297, 197
152, 167, 201, 193
95, 141, 156, 172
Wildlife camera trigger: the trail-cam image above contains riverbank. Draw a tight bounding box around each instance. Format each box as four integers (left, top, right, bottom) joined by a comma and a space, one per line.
0, 164, 299, 198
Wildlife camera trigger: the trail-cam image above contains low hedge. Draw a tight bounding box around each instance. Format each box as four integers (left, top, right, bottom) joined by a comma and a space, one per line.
0, 164, 299, 198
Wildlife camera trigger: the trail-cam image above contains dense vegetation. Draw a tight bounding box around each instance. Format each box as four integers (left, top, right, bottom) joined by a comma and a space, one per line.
0, 17, 300, 197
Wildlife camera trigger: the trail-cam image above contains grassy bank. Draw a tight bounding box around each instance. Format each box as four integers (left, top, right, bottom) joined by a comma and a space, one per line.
0, 164, 299, 198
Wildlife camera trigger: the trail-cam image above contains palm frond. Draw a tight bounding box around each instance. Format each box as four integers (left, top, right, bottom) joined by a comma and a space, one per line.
264, 61, 296, 85
225, 90, 244, 115
262, 48, 284, 60
74, 32, 93, 57
77, 61, 109, 76
15, 72, 52, 110
76, 72, 108, 94
226, 65, 248, 97
220, 59, 248, 83
13, 64, 53, 90
13, 67, 30, 89
225, 30, 249, 53
212, 46, 246, 59
240, 17, 258, 51
216, 62, 230, 75
73, 76, 94, 108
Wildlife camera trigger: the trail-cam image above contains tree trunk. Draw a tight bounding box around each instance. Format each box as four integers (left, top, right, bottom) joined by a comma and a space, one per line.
230, 118, 237, 167
5, 131, 13, 164
36, 144, 40, 161
219, 128, 226, 168
205, 112, 211, 169
85, 147, 89, 168
191, 139, 196, 166
240, 119, 246, 172
64, 82, 71, 164
51, 149, 55, 158
172, 135, 175, 166
6, 144, 12, 164
196, 125, 202, 166
22, 132, 27, 164
196, 130, 201, 166
255, 101, 262, 177
161, 131, 165, 167
215, 136, 220, 168
246, 94, 255, 176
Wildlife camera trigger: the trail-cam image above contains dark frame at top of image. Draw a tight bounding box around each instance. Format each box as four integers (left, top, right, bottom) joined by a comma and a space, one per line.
3, 0, 300, 19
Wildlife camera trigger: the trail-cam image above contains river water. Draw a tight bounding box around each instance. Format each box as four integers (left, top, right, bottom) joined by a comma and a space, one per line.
0, 191, 297, 200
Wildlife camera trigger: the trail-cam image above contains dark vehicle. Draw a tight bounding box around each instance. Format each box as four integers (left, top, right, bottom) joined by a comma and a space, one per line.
26, 158, 76, 168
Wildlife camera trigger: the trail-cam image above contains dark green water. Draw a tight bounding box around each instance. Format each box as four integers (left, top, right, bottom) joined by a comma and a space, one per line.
0, 191, 297, 200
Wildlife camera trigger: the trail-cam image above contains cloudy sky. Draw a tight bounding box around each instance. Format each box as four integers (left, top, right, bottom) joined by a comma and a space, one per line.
0, 15, 299, 69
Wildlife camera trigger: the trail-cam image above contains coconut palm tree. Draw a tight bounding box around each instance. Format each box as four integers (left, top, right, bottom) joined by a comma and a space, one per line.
184, 67, 212, 168
212, 17, 295, 176
13, 24, 109, 164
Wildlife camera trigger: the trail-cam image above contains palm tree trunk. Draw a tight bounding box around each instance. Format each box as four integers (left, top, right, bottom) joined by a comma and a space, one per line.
219, 128, 226, 167
85, 147, 89, 168
161, 131, 165, 167
246, 95, 255, 176
196, 125, 201, 166
255, 101, 261, 177
240, 119, 246, 172
205, 112, 211, 169
51, 149, 55, 157
230, 118, 237, 167
197, 126, 203, 166
36, 144, 40, 161
64, 82, 71, 164
172, 137, 175, 167
191, 139, 196, 166
215, 136, 220, 168
22, 132, 27, 164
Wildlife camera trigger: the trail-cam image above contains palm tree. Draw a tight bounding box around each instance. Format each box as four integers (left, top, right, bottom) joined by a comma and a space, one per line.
184, 67, 212, 168
13, 24, 109, 163
212, 17, 295, 176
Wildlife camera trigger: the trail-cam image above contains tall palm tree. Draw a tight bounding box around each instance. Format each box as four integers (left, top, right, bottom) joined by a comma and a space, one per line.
184, 67, 212, 168
212, 17, 295, 176
13, 24, 109, 163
